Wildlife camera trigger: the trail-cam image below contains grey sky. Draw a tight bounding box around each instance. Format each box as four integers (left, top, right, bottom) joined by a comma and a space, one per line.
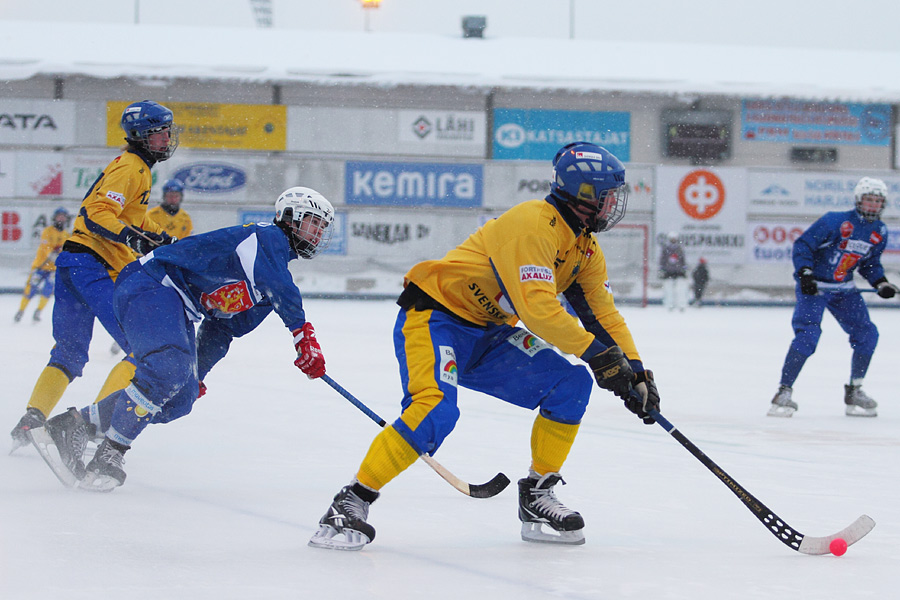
1, 0, 899, 53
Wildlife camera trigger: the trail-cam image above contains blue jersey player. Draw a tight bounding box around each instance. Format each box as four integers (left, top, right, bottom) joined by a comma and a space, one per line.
768, 177, 899, 418
29, 187, 335, 491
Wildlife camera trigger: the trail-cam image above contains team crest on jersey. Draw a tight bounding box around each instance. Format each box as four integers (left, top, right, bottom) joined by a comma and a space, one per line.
604, 279, 612, 293
507, 330, 549, 357
200, 281, 254, 314
494, 291, 515, 314
438, 345, 458, 386
870, 231, 883, 245
106, 191, 126, 207
840, 221, 853, 238
520, 265, 554, 283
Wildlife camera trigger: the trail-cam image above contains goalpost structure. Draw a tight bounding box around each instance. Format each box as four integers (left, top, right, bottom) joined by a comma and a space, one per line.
595, 223, 650, 307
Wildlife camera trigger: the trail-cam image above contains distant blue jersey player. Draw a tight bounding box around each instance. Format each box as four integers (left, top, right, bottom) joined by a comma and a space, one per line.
30, 187, 335, 491
769, 177, 899, 418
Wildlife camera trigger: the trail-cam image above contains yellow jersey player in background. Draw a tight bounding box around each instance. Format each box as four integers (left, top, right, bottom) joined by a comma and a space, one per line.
309, 142, 661, 551
147, 179, 193, 239
14, 207, 71, 324
110, 177, 194, 356
9, 100, 179, 454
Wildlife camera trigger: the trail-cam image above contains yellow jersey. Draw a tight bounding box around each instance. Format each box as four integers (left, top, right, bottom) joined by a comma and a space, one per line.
146, 205, 193, 239
30, 225, 70, 272
68, 150, 165, 276
406, 199, 640, 361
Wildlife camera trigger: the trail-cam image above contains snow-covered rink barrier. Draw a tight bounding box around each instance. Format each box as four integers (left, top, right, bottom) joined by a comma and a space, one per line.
2, 295, 898, 599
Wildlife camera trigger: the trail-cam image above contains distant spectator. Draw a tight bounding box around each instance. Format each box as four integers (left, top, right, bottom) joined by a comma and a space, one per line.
691, 258, 710, 306
658, 231, 688, 311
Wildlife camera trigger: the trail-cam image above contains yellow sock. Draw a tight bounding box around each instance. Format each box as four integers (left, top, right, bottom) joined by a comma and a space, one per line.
36, 296, 49, 312
26, 366, 71, 417
356, 426, 420, 491
18, 295, 30, 313
530, 414, 580, 476
93, 360, 136, 404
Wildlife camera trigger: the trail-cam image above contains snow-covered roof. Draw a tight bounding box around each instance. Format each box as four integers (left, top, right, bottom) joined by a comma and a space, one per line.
2, 20, 899, 103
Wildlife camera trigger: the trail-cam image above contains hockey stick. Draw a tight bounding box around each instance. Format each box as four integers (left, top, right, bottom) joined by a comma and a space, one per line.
320, 374, 510, 499
648, 409, 875, 555
815, 282, 877, 295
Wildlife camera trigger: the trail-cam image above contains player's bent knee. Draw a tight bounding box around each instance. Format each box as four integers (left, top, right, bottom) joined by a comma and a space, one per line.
539, 367, 592, 423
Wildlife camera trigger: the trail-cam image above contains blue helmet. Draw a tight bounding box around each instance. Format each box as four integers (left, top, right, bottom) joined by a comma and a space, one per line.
162, 179, 185, 195
120, 100, 178, 162
549, 142, 628, 232
52, 207, 69, 230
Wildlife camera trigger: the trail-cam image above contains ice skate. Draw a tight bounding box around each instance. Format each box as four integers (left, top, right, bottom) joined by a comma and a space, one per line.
308, 482, 379, 551
28, 407, 89, 487
13, 310, 23, 323
767, 385, 797, 417
844, 385, 877, 417
9, 407, 46, 455
110, 341, 121, 356
518, 472, 585, 545
32, 310, 41, 323
80, 438, 128, 492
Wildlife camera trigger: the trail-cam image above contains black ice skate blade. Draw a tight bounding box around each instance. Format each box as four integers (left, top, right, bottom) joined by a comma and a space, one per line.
27, 427, 79, 488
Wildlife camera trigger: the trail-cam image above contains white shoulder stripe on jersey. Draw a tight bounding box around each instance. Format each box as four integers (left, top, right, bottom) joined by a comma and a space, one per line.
235, 232, 264, 302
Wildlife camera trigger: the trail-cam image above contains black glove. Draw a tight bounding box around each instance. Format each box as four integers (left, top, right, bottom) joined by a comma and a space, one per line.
797, 267, 817, 296
626, 370, 660, 425
123, 228, 176, 255
587, 346, 634, 400
874, 278, 900, 299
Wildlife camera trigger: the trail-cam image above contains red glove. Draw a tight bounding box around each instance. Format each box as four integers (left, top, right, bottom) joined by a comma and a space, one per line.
198, 381, 207, 398
293, 322, 326, 378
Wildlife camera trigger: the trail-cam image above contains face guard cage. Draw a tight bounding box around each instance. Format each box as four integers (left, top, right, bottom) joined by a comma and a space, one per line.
856, 194, 885, 223
289, 213, 334, 259
134, 125, 179, 162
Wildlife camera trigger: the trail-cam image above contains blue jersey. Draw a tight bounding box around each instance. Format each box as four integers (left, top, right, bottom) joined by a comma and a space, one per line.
792, 209, 888, 286
139, 222, 306, 329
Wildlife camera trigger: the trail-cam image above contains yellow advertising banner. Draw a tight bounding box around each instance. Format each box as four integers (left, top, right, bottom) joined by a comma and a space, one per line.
107, 101, 287, 151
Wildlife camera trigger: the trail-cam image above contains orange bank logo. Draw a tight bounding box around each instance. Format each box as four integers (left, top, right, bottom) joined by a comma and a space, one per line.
678, 170, 725, 220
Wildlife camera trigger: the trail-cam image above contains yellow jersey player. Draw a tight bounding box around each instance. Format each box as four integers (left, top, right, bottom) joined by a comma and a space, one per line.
14, 207, 71, 323
9, 100, 179, 454
309, 142, 661, 550
147, 179, 193, 239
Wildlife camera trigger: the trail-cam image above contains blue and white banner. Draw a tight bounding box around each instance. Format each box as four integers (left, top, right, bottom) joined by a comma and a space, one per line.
492, 108, 630, 161
748, 171, 900, 217
345, 161, 482, 208
741, 99, 891, 146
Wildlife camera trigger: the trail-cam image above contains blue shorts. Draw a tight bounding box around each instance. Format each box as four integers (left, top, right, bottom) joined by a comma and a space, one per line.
113, 266, 198, 424
48, 252, 132, 379
391, 307, 592, 455
25, 269, 55, 299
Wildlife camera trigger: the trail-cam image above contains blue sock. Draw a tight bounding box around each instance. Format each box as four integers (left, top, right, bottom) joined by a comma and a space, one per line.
106, 385, 159, 447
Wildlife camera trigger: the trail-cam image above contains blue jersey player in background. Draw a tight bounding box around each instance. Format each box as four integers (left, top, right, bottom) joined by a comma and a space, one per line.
29, 187, 335, 491
768, 177, 899, 418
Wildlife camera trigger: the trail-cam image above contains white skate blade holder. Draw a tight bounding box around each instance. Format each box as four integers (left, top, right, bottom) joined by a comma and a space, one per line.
767, 404, 795, 418
308, 524, 372, 551
521, 522, 585, 545
845, 405, 877, 418
28, 427, 79, 488
78, 472, 120, 493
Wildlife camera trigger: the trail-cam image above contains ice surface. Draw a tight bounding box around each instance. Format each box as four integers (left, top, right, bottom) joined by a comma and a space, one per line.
2, 294, 898, 599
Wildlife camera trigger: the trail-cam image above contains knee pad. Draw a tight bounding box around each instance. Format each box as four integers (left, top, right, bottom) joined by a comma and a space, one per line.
538, 367, 593, 424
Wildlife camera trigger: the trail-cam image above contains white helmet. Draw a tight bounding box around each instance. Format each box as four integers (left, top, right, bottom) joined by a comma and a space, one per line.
853, 177, 887, 222
668, 231, 679, 243
274, 187, 334, 259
